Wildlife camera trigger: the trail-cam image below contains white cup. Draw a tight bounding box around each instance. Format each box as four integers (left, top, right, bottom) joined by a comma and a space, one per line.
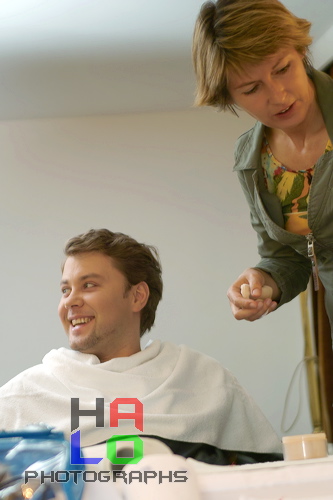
282, 432, 328, 460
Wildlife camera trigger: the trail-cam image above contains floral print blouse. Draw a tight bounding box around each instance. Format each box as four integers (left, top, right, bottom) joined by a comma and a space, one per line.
261, 138, 333, 235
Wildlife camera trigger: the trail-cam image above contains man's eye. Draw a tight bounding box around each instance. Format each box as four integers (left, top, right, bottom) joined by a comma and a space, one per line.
61, 288, 70, 295
84, 282, 95, 289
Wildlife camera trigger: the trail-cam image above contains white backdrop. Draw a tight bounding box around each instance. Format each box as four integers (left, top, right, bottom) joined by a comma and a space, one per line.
0, 106, 311, 438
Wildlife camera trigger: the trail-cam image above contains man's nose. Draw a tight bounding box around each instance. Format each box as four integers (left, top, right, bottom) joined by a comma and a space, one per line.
64, 290, 84, 309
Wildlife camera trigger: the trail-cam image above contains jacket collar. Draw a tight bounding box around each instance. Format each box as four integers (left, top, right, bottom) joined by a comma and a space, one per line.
311, 68, 333, 141
233, 121, 264, 171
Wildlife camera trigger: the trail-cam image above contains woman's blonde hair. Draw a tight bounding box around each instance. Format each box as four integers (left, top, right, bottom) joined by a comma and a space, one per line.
192, 0, 312, 113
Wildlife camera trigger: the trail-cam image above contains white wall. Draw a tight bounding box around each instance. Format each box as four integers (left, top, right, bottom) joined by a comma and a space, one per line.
0, 107, 312, 438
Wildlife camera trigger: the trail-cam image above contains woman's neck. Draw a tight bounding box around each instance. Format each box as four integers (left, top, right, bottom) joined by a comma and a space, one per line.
267, 83, 325, 152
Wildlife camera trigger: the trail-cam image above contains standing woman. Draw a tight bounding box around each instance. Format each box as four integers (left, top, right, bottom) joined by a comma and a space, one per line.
192, 0, 333, 333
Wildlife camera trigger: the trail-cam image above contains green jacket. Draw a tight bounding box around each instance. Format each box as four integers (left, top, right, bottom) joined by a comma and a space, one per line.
233, 69, 333, 328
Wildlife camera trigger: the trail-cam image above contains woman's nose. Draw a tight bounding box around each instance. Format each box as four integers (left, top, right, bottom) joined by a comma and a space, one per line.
268, 79, 287, 104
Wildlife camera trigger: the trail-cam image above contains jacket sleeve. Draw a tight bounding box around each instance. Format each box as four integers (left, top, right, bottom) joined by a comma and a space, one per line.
236, 169, 312, 307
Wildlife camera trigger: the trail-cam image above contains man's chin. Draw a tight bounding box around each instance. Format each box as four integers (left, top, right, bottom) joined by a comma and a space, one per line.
68, 337, 92, 353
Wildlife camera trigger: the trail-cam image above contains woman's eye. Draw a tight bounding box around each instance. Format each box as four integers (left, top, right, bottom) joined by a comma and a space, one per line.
277, 63, 290, 74
243, 85, 258, 95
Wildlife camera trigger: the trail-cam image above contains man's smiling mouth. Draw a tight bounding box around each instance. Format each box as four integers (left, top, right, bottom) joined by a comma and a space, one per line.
71, 317, 93, 326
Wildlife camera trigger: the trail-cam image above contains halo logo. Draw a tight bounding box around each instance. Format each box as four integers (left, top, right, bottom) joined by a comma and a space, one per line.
70, 397, 143, 465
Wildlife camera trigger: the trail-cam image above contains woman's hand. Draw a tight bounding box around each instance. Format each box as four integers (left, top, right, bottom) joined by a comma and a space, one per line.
227, 268, 280, 321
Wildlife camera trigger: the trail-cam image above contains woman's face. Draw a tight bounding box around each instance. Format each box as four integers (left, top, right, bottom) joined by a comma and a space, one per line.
228, 48, 315, 132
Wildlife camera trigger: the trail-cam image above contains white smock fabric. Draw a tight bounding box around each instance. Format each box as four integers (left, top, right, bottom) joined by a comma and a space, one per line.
0, 340, 281, 453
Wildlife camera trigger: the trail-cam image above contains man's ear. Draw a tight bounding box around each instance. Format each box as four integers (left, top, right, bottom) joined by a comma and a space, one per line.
132, 282, 150, 312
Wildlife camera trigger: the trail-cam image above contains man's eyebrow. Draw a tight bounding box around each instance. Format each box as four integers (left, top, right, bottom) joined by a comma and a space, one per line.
234, 57, 285, 89
60, 273, 104, 285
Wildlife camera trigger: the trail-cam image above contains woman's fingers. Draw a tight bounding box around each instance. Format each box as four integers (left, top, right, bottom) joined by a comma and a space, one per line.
230, 297, 277, 322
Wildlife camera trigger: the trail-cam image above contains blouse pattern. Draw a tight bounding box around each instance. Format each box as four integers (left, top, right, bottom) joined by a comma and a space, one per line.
261, 138, 333, 235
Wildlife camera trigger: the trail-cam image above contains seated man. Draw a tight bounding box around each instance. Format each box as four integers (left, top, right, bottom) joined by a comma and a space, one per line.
0, 228, 282, 464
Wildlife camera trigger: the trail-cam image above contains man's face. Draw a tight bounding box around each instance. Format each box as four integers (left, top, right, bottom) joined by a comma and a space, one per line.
58, 251, 142, 362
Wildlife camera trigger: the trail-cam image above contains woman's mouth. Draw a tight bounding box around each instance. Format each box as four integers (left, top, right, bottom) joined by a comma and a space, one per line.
276, 103, 294, 116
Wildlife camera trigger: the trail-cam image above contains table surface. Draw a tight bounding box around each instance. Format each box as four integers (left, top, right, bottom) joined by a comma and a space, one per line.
80, 453, 333, 499
192, 455, 333, 500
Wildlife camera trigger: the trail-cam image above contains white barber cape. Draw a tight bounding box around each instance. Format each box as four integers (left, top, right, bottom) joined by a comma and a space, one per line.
0, 340, 281, 453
